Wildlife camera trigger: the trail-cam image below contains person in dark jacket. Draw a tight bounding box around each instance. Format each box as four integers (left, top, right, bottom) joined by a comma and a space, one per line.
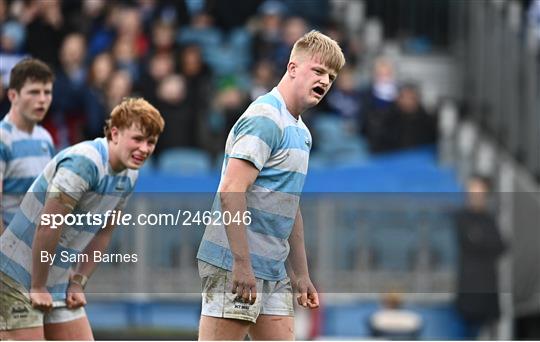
454, 175, 506, 338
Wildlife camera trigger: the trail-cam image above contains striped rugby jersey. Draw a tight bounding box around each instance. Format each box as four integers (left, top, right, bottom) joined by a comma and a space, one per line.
0, 137, 137, 301
197, 88, 312, 281
0, 115, 55, 227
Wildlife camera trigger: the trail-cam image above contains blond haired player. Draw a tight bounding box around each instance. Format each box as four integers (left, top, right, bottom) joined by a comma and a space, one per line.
197, 30, 345, 340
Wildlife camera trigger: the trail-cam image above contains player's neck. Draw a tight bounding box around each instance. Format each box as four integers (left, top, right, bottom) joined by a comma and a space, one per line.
8, 109, 35, 134
277, 81, 301, 119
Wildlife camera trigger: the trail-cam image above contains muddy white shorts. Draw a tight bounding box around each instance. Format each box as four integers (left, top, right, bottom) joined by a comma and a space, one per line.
198, 261, 294, 323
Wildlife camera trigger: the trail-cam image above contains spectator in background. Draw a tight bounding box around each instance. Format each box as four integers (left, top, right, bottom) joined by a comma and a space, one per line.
177, 44, 214, 149
248, 59, 277, 101
361, 56, 398, 116
114, 6, 149, 59
140, 51, 175, 104
368, 292, 423, 339
390, 83, 437, 150
136, 0, 190, 31
0, 0, 5, 22
84, 0, 116, 59
321, 65, 363, 133
153, 74, 199, 157
251, 0, 287, 65
275, 16, 309, 70
84, 52, 114, 140
0, 76, 9, 115
49, 32, 89, 148
206, 86, 250, 158
205, 0, 263, 31
112, 36, 141, 83
365, 83, 435, 153
0, 21, 27, 87
20, 0, 65, 67
105, 70, 133, 113
178, 44, 212, 107
282, 0, 330, 28
148, 20, 177, 56
454, 175, 506, 339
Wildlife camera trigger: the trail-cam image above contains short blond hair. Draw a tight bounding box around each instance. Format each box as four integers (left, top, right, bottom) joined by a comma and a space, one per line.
104, 98, 165, 140
290, 30, 346, 73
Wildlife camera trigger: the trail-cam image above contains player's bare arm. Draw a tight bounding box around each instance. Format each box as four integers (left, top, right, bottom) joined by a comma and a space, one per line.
287, 208, 319, 308
30, 190, 77, 312
219, 158, 260, 304
0, 178, 4, 235
66, 216, 116, 309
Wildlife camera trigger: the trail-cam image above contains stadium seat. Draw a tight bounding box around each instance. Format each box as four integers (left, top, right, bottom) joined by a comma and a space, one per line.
158, 148, 212, 175
311, 114, 369, 165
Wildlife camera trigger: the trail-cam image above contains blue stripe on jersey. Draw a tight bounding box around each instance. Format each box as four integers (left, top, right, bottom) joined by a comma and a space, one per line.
247, 207, 294, 240
0, 120, 13, 132
86, 139, 108, 166
95, 175, 133, 195
2, 212, 14, 226
0, 250, 31, 288
254, 167, 306, 194
3, 177, 35, 193
7, 139, 52, 160
47, 142, 56, 157
9, 212, 38, 248
234, 116, 282, 149
281, 126, 311, 152
252, 93, 282, 110
56, 154, 99, 188
0, 141, 9, 159
31, 178, 49, 206
197, 240, 286, 280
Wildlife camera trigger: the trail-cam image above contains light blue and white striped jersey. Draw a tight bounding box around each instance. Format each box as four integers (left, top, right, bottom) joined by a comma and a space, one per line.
0, 115, 55, 227
197, 88, 312, 281
0, 137, 137, 301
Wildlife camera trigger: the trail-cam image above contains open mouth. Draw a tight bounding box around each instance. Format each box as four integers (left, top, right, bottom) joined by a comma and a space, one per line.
132, 155, 145, 163
312, 86, 325, 97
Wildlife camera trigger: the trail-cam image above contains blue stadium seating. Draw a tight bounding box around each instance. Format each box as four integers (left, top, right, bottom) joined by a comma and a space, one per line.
157, 148, 212, 175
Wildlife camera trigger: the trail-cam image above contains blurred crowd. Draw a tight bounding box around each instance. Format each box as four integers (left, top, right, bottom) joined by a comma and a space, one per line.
0, 0, 449, 162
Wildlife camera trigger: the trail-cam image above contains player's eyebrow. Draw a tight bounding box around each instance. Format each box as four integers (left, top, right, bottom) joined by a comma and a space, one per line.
314, 65, 337, 82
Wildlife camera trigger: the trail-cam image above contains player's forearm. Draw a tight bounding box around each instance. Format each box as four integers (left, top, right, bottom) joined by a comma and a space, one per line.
31, 222, 63, 288
0, 184, 4, 234
220, 191, 251, 263
31, 196, 72, 288
287, 209, 310, 278
74, 223, 115, 278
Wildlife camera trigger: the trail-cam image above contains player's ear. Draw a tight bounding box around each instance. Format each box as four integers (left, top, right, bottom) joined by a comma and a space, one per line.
110, 127, 120, 144
7, 88, 18, 103
287, 61, 298, 78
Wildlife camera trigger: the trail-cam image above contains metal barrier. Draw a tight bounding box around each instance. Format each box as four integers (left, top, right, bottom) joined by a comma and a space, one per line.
87, 193, 462, 300
452, 0, 540, 179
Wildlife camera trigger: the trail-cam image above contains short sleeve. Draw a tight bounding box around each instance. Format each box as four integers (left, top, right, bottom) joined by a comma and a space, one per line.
51, 154, 99, 202
229, 116, 282, 170
0, 141, 8, 178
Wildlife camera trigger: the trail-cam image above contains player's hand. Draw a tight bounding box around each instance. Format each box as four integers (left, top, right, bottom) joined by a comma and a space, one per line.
231, 260, 257, 305
294, 276, 319, 309
66, 282, 87, 309
30, 287, 53, 312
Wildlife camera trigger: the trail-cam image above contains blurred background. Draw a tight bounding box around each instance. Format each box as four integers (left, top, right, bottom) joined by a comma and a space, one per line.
1, 0, 539, 339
